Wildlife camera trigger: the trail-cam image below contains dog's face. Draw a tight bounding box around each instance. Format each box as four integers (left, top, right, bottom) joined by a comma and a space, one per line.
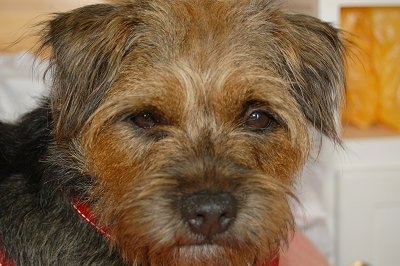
41, 0, 344, 264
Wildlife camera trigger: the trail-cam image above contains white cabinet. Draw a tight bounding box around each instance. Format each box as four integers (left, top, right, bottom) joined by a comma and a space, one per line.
334, 137, 400, 266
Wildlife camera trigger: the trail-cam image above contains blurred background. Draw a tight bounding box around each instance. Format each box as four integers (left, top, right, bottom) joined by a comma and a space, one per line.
285, 2, 400, 266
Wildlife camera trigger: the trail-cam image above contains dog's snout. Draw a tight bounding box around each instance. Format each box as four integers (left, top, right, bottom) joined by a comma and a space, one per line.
180, 191, 237, 237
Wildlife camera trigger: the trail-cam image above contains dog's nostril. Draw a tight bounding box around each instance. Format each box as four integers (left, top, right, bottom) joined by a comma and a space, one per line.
188, 214, 205, 229
180, 191, 237, 237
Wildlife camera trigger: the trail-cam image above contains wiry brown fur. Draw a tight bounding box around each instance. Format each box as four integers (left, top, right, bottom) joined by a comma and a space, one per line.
0, 0, 345, 265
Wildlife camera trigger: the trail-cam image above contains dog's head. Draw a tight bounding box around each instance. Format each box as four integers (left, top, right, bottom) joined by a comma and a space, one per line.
40, 0, 344, 264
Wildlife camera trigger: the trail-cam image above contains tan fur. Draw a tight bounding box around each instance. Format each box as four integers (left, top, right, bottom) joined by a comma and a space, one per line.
37, 0, 345, 264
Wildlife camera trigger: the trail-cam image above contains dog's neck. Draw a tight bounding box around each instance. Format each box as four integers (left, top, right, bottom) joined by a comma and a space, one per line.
71, 197, 280, 266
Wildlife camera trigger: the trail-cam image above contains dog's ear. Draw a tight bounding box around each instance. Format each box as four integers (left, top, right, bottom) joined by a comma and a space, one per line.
40, 4, 137, 141
280, 14, 346, 142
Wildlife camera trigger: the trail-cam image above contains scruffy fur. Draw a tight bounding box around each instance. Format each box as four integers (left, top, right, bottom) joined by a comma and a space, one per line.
0, 0, 345, 265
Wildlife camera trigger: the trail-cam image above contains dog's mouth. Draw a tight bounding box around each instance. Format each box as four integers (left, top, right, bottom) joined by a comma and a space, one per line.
174, 244, 255, 265
175, 230, 237, 250
174, 243, 278, 266
174, 237, 278, 266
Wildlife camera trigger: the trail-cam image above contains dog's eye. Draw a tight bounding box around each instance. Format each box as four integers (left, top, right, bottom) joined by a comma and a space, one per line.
131, 112, 159, 129
245, 111, 275, 130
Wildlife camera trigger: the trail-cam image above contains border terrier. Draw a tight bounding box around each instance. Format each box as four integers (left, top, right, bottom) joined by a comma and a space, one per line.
0, 0, 345, 265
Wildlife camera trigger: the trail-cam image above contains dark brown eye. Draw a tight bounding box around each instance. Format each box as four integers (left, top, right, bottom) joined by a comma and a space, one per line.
245, 111, 274, 130
131, 112, 159, 129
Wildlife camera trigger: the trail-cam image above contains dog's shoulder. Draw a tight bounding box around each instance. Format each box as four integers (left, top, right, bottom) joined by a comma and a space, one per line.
0, 102, 52, 180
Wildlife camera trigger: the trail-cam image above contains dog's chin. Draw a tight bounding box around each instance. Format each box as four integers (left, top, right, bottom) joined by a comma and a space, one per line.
150, 244, 257, 266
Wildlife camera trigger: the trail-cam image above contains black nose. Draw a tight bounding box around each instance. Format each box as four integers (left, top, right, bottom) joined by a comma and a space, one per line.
180, 191, 237, 237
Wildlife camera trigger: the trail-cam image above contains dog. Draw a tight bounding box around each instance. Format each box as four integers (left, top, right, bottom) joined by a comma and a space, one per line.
0, 0, 345, 265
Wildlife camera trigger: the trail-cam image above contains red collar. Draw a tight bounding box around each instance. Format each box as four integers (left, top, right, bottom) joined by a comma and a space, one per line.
0, 245, 15, 266
71, 197, 112, 239
0, 198, 279, 266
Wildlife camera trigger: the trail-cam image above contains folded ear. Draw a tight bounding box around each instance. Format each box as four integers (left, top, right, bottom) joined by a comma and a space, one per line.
280, 14, 346, 142
40, 4, 137, 141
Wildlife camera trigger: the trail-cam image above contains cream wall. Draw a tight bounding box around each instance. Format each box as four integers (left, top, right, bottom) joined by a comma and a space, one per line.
0, 0, 104, 52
